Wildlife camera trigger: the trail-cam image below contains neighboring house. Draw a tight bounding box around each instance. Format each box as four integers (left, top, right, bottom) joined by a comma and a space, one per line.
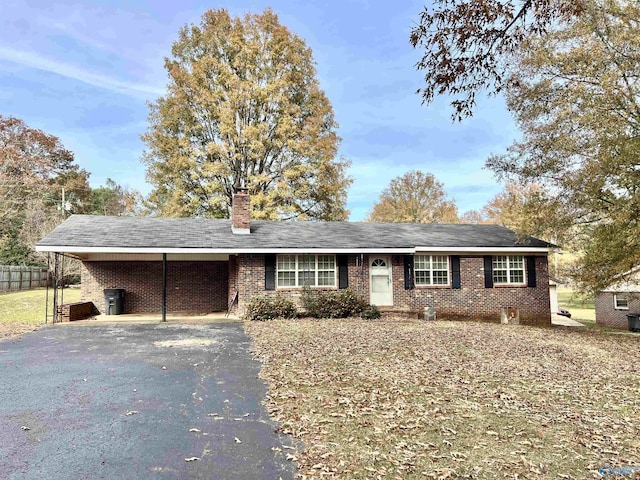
36, 190, 554, 325
595, 270, 640, 329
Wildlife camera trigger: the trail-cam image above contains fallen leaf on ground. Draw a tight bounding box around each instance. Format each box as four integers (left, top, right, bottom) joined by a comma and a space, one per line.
246, 319, 640, 479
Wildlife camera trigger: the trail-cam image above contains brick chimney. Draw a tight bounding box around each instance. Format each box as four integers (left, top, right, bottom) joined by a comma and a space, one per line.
231, 187, 250, 235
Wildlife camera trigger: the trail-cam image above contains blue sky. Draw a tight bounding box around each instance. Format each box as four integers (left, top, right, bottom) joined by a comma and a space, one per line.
0, 0, 518, 220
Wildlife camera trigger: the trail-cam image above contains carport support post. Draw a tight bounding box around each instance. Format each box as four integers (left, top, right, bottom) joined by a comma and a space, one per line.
162, 253, 167, 322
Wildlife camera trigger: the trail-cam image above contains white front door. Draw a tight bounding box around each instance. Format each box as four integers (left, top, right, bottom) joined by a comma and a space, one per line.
369, 256, 393, 306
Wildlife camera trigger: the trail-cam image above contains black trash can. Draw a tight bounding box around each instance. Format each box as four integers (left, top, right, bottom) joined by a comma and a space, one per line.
627, 314, 640, 332
104, 288, 125, 315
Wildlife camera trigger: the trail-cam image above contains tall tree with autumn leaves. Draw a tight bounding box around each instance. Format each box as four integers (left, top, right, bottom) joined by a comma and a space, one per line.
461, 182, 565, 241
411, 0, 585, 120
142, 8, 351, 221
0, 115, 141, 265
486, 0, 640, 291
413, 0, 640, 291
0, 115, 88, 265
367, 171, 458, 224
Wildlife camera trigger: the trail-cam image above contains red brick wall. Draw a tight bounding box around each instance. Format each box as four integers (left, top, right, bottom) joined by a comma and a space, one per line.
595, 292, 640, 329
234, 254, 551, 325
234, 254, 366, 313
81, 261, 228, 314
57, 302, 100, 322
237, 255, 272, 309
346, 254, 369, 297
390, 256, 551, 325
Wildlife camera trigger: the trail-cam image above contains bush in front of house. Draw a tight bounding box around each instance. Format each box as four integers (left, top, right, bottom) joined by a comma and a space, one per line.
361, 304, 381, 320
244, 295, 298, 321
301, 288, 368, 318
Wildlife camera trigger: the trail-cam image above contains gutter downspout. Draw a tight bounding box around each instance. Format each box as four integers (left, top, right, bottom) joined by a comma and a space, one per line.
162, 253, 167, 322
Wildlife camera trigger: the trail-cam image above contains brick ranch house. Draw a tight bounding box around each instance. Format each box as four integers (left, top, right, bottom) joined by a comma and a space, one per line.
37, 190, 554, 325
595, 268, 640, 329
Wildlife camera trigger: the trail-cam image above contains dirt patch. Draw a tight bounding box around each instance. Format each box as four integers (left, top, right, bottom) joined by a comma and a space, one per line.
0, 322, 43, 340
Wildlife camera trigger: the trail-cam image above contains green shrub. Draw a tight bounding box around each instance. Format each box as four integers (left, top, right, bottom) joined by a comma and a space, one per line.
361, 304, 381, 320
301, 288, 368, 318
300, 287, 320, 316
243, 295, 297, 321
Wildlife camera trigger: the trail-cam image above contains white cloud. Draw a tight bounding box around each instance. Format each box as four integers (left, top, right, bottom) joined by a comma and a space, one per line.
0, 46, 164, 99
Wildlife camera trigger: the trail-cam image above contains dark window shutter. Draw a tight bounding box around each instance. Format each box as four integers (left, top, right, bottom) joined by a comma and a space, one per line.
483, 256, 494, 288
527, 256, 537, 287
337, 254, 349, 289
451, 255, 461, 289
264, 254, 276, 290
404, 255, 415, 290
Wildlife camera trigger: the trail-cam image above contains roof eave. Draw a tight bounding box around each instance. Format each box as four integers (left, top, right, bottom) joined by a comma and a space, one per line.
35, 245, 552, 255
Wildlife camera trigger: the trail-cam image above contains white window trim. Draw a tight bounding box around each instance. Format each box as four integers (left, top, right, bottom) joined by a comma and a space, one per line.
276, 254, 337, 288
614, 294, 629, 310
493, 255, 526, 286
414, 255, 450, 286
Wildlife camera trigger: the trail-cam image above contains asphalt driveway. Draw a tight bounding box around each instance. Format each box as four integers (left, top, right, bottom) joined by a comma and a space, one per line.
0, 322, 296, 480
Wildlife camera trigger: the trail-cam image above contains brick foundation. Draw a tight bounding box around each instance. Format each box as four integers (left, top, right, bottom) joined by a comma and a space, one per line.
81, 261, 228, 314
595, 292, 640, 329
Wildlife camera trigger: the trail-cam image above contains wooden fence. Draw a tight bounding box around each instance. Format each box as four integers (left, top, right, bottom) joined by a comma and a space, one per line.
0, 265, 49, 292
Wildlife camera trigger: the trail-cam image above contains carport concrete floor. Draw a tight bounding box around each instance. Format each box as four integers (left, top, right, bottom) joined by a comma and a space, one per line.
0, 322, 296, 480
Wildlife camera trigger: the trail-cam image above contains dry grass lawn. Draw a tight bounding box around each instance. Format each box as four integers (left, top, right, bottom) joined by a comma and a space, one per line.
0, 288, 80, 339
246, 319, 640, 479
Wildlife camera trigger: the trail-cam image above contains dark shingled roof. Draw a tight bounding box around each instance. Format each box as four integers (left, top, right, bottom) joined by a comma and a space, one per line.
37, 215, 554, 251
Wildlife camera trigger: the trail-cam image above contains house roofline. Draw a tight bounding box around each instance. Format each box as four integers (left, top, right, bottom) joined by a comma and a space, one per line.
35, 245, 552, 255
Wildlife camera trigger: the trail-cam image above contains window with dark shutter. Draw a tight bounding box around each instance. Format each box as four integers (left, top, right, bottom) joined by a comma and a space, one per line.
526, 256, 537, 287
337, 254, 349, 289
483, 256, 494, 288
451, 255, 461, 289
264, 254, 276, 290
403, 255, 415, 290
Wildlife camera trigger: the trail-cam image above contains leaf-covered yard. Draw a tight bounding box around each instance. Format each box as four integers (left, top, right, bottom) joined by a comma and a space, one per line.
246, 320, 640, 479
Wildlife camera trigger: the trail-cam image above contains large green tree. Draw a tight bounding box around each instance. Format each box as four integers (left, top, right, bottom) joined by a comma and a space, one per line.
367, 171, 459, 224
410, 0, 586, 120
88, 178, 142, 216
487, 0, 640, 291
142, 8, 351, 221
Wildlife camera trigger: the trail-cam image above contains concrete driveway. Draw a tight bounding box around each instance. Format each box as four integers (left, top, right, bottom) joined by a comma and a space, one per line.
551, 314, 586, 327
0, 322, 296, 480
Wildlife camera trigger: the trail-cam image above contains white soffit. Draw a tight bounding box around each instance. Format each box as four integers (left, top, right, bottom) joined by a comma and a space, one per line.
79, 253, 231, 261
414, 246, 551, 254
36, 245, 551, 255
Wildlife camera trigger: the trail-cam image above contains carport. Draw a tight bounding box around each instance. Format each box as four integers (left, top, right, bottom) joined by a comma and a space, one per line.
38, 248, 233, 323
36, 212, 252, 323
